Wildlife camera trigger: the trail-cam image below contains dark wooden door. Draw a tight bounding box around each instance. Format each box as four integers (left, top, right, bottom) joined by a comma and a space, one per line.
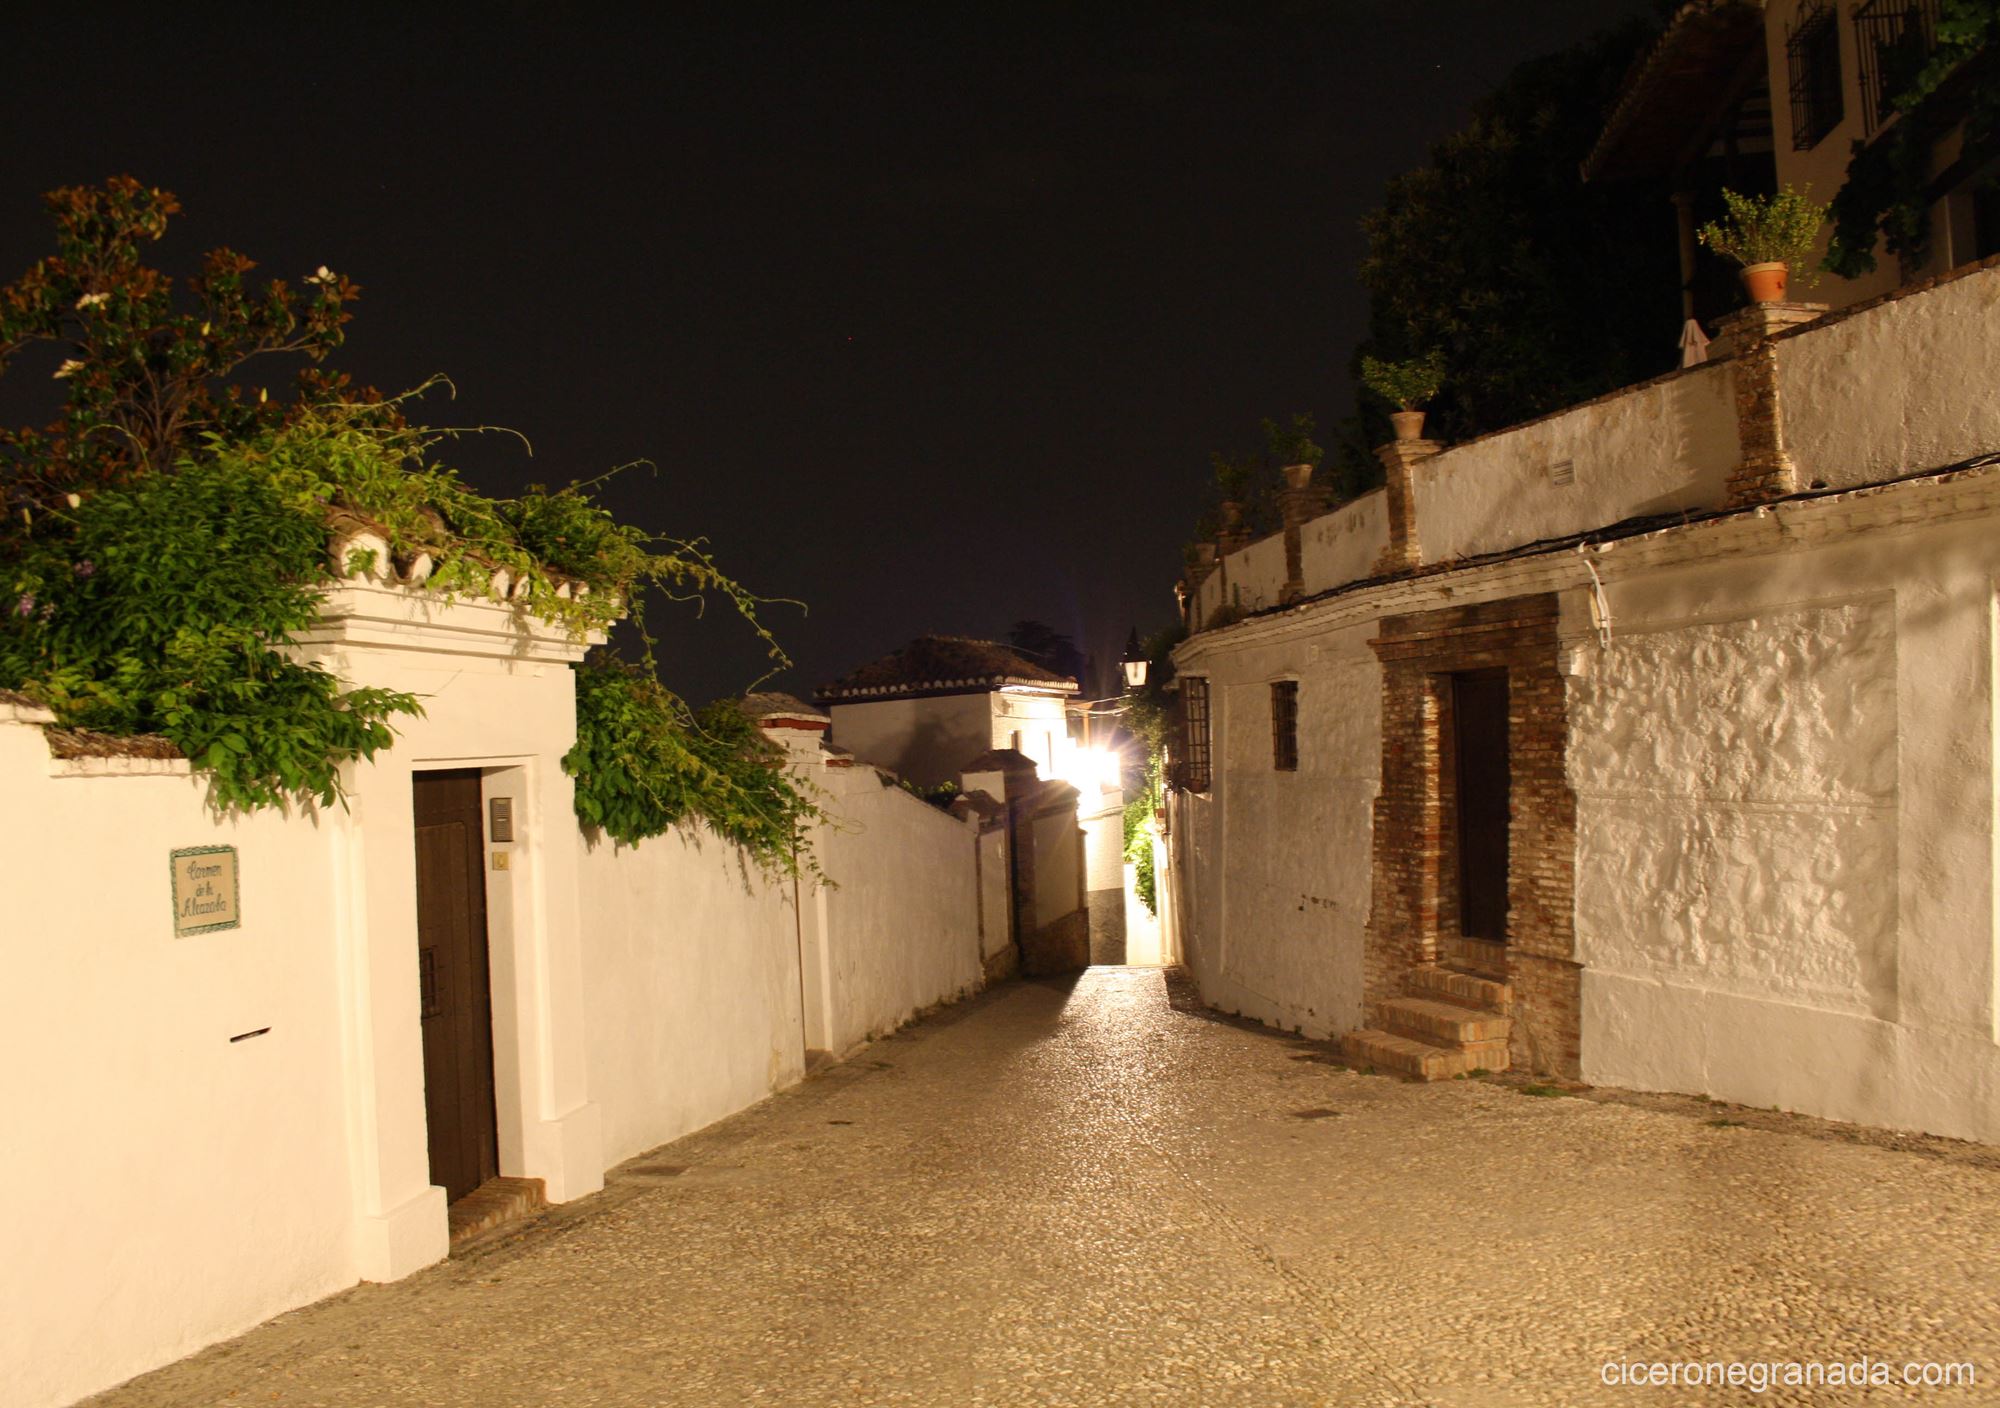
1452, 670, 1511, 942
413, 769, 498, 1203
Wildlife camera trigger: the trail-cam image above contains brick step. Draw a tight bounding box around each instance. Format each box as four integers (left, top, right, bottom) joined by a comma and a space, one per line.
1377, 995, 1512, 1045
448, 1176, 547, 1249
1408, 963, 1513, 1014
1341, 1028, 1511, 1081
1440, 935, 1509, 979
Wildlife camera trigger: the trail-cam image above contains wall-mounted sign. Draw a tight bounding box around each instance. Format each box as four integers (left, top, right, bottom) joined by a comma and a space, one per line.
171, 845, 240, 937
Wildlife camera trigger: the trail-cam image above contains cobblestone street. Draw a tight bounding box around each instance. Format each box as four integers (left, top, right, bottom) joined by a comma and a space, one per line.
94, 968, 2000, 1407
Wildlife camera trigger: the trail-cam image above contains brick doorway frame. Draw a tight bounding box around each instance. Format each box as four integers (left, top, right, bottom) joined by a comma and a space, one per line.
1365, 593, 1581, 1076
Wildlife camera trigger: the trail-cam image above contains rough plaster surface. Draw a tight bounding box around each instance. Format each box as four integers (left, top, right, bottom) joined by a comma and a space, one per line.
1412, 363, 1737, 564
1181, 635, 1377, 1038
1570, 599, 1898, 1015
1781, 267, 2000, 489
85, 971, 2000, 1408
1298, 490, 1387, 597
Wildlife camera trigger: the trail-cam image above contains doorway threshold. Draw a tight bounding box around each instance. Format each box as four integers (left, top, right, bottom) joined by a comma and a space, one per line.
448, 1176, 548, 1252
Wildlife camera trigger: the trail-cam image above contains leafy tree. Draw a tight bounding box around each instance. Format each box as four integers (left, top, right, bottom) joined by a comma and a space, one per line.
1336, 18, 1680, 488
0, 180, 817, 871
1006, 619, 1086, 687
0, 176, 361, 513
1825, 0, 2000, 277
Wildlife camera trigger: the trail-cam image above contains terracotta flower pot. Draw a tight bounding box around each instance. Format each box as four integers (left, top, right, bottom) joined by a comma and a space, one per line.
1219, 500, 1243, 527
1741, 261, 1788, 303
1390, 410, 1426, 441
1281, 463, 1314, 490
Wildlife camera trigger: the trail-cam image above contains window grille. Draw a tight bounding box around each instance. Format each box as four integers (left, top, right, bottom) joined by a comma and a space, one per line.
1270, 681, 1299, 772
1855, 0, 1941, 134
1786, 0, 1845, 150
1179, 676, 1212, 792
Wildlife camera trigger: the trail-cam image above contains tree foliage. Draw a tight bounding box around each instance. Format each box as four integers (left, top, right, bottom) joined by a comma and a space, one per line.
1825, 0, 2000, 277
1339, 18, 1679, 481
0, 179, 815, 874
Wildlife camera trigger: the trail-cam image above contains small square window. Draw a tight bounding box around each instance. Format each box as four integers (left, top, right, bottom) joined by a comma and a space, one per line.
1271, 681, 1299, 772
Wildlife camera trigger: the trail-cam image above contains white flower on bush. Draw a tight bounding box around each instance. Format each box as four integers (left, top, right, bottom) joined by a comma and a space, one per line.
53, 359, 85, 379
304, 265, 336, 287
74, 292, 109, 310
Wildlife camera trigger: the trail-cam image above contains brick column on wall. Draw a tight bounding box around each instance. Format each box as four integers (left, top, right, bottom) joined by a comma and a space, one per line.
1365, 593, 1583, 1077
1374, 438, 1439, 575
1716, 301, 1824, 508
1278, 463, 1332, 603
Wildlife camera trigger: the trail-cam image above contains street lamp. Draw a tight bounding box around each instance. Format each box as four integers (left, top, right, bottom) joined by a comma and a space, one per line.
1121, 629, 1148, 690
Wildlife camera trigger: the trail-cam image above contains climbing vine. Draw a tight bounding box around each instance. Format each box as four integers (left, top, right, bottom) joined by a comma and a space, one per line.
0, 178, 817, 875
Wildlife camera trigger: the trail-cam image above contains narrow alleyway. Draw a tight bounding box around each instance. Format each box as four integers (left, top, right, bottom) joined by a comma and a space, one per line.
95, 969, 2000, 1408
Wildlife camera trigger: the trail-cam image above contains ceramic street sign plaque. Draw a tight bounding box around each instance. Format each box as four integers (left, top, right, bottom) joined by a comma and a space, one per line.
171, 845, 240, 936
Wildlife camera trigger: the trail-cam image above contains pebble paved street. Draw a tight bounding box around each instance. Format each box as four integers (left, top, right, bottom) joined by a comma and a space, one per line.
93, 968, 2000, 1407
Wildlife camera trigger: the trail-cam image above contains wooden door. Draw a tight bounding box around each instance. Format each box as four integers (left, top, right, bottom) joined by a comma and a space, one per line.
414, 769, 499, 1202
1452, 670, 1511, 942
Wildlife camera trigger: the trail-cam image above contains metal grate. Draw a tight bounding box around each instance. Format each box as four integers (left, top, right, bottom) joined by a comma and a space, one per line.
1179, 676, 1212, 792
1786, 0, 1846, 150
1855, 0, 1941, 134
1270, 680, 1299, 771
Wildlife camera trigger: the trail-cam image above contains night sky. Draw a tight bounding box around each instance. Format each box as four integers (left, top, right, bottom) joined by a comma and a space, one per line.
2, 2, 1654, 705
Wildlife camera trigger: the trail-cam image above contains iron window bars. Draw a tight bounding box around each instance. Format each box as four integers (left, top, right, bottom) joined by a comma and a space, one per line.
1855, 0, 1941, 134
1179, 676, 1212, 792
1270, 681, 1299, 772
1787, 0, 1846, 149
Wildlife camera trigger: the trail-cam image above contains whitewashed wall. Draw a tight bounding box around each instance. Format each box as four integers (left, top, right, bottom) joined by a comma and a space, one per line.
1409, 363, 1738, 564
826, 693, 993, 788
579, 829, 802, 1168
0, 708, 355, 1408
1171, 622, 1379, 1038
6, 589, 998, 1408
1573, 509, 2000, 1144
815, 769, 983, 1053
1780, 264, 2000, 492
1299, 489, 1387, 593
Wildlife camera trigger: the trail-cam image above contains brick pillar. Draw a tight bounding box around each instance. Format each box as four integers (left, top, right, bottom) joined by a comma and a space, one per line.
1278, 464, 1331, 603
1374, 438, 1439, 575
1183, 546, 1217, 631
1716, 302, 1824, 507
1215, 501, 1251, 556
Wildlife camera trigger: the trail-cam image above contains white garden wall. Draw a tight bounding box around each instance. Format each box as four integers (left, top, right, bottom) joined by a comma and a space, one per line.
0, 709, 355, 1408
5, 582, 999, 1408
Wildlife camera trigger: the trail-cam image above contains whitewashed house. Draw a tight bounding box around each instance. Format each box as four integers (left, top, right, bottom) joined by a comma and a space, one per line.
1164, 256, 2000, 1147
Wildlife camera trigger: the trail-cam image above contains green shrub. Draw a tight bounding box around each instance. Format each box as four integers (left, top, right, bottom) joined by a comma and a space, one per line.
1360, 351, 1447, 411
1697, 185, 1827, 268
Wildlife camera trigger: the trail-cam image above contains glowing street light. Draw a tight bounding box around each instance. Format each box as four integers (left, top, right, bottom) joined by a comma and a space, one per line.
1121, 629, 1148, 690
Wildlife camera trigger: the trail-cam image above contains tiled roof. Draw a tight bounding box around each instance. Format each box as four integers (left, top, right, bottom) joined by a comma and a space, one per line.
816, 636, 1079, 703
1582, 0, 1767, 183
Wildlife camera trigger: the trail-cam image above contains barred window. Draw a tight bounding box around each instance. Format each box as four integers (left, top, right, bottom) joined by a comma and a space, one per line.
1180, 676, 1211, 792
1787, 0, 1845, 150
1270, 681, 1298, 771
1856, 0, 1940, 134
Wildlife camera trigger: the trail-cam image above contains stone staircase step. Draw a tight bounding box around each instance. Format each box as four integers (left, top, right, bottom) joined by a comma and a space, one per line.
448, 1176, 548, 1249
1440, 936, 1508, 979
1378, 996, 1512, 1045
1409, 963, 1513, 1014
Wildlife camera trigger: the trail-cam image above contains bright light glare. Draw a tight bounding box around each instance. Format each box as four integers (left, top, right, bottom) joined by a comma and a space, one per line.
1054, 743, 1123, 796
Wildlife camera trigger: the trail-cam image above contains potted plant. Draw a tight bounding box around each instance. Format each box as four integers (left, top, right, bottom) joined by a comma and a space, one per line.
1209, 451, 1254, 526
1263, 412, 1324, 489
1697, 185, 1828, 303
1360, 351, 1446, 440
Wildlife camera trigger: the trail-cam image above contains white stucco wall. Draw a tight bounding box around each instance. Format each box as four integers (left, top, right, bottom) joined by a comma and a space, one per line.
1172, 626, 1379, 1038
815, 771, 983, 1053
1574, 510, 2000, 1144
1410, 363, 1738, 564
0, 721, 356, 1408
578, 829, 802, 1168
1298, 490, 1388, 597
827, 693, 995, 788
988, 690, 1067, 776
1780, 266, 2000, 491
1223, 533, 1289, 615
